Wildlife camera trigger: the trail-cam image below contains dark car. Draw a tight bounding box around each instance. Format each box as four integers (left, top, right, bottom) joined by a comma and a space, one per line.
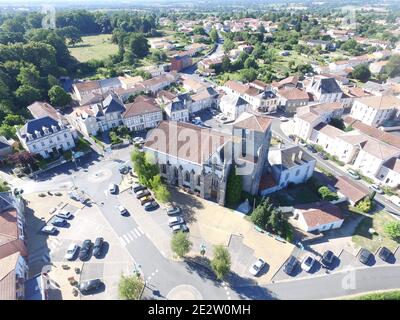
136, 189, 151, 199
51, 217, 67, 227
317, 152, 328, 160
378, 247, 393, 262
144, 201, 159, 211
283, 256, 298, 275
358, 248, 372, 265
306, 144, 317, 153
132, 184, 146, 193
93, 237, 104, 257
321, 250, 335, 268
79, 279, 102, 294
79, 239, 93, 260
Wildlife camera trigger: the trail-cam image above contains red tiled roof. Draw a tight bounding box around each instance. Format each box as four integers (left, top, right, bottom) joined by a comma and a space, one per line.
334, 176, 369, 204
295, 202, 343, 229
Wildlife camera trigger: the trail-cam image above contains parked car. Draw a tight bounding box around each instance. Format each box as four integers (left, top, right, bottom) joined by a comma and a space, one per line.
279, 116, 288, 122
249, 258, 266, 276
56, 210, 73, 220
317, 152, 328, 160
301, 255, 315, 272
321, 250, 335, 268
93, 237, 104, 257
369, 184, 384, 194
171, 223, 189, 233
140, 196, 154, 206
108, 183, 118, 194
378, 247, 393, 262
136, 189, 151, 199
305, 144, 316, 153
389, 195, 400, 207
299, 141, 307, 147
347, 169, 360, 180
119, 164, 131, 174
133, 137, 144, 144
168, 216, 185, 227
117, 205, 127, 215
79, 239, 93, 260
41, 225, 58, 235
133, 184, 147, 193
166, 206, 181, 216
79, 279, 102, 294
283, 256, 298, 275
51, 217, 67, 227
358, 248, 372, 265
65, 243, 79, 260
144, 201, 159, 211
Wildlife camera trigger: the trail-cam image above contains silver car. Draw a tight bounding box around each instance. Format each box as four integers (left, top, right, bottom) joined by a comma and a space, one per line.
249, 258, 266, 276
65, 243, 79, 260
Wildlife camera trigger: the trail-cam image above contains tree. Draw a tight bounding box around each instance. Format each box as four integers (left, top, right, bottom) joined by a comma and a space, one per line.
15, 85, 42, 107
118, 274, 144, 300
150, 50, 167, 63
2, 114, 24, 126
223, 38, 235, 53
0, 179, 10, 192
356, 197, 373, 213
244, 56, 257, 69
128, 33, 150, 58
171, 231, 192, 258
209, 28, 218, 43
221, 55, 231, 73
384, 55, 400, 78
211, 245, 231, 280
352, 64, 371, 82
250, 197, 274, 229
193, 26, 206, 35
150, 174, 171, 203
7, 151, 36, 168
225, 166, 242, 206
17, 65, 41, 88
239, 68, 257, 82
48, 85, 72, 108
384, 221, 400, 241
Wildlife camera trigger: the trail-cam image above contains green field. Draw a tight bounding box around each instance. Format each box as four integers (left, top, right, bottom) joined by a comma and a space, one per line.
68, 34, 118, 62
346, 290, 400, 300
352, 211, 399, 252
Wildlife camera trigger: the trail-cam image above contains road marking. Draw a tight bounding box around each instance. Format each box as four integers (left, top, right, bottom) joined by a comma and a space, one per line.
134, 228, 141, 237
119, 237, 126, 246
123, 235, 130, 243
129, 230, 137, 239
126, 233, 134, 241
137, 227, 144, 235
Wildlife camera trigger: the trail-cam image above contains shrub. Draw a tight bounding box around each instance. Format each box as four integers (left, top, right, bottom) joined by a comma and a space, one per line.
118, 274, 144, 300
38, 193, 46, 197
384, 221, 400, 241
356, 197, 373, 213
211, 245, 231, 280
318, 186, 338, 201
171, 231, 192, 258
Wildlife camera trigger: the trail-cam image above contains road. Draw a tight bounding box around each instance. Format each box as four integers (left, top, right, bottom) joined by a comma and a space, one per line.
265, 264, 400, 300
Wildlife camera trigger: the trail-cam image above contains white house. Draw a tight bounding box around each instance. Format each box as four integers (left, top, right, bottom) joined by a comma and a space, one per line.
122, 96, 163, 132
261, 146, 315, 195
189, 87, 219, 113
16, 116, 76, 158
349, 95, 400, 127
376, 157, 400, 188
294, 201, 344, 233
306, 77, 343, 103
220, 94, 251, 120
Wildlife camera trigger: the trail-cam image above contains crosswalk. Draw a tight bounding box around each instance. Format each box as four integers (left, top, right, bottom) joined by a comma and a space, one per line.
119, 227, 145, 246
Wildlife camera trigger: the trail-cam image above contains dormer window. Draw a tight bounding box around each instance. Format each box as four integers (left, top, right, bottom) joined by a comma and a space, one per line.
58, 121, 64, 129
51, 125, 58, 132
34, 130, 41, 138
27, 133, 33, 141
43, 126, 50, 135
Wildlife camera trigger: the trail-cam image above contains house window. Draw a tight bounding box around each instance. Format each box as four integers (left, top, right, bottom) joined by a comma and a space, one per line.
197, 176, 201, 186
64, 133, 67, 138
184, 171, 190, 182
285, 173, 290, 181
161, 164, 166, 174
174, 167, 178, 178
212, 178, 218, 188
295, 169, 300, 176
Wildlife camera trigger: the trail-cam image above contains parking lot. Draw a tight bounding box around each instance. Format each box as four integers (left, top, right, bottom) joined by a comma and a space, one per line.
24, 192, 134, 300
118, 183, 295, 284
271, 245, 400, 283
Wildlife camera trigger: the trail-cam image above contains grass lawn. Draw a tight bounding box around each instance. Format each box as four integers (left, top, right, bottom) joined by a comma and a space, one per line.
346, 290, 400, 300
273, 184, 320, 206
68, 34, 118, 62
352, 210, 399, 252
